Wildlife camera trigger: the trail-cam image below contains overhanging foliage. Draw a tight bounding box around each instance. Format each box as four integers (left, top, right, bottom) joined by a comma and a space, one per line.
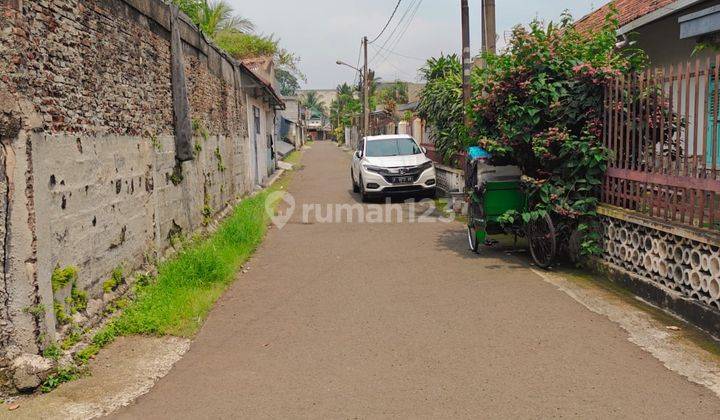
471, 11, 647, 256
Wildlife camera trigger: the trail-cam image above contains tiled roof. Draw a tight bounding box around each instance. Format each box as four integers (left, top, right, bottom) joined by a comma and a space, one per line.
574, 0, 676, 33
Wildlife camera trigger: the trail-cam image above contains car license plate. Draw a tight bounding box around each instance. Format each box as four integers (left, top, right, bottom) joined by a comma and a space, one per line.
395, 176, 413, 184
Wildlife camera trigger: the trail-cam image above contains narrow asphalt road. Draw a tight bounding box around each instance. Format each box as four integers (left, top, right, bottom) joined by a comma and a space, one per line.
114, 141, 720, 418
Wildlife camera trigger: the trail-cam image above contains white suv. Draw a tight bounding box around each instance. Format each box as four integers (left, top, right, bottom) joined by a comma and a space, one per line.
351, 135, 437, 202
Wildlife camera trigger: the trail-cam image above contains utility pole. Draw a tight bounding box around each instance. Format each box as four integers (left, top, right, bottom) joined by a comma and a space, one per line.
461, 0, 471, 127
363, 36, 370, 138
481, 0, 496, 54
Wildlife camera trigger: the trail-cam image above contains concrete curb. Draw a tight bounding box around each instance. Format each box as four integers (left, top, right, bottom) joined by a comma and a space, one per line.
589, 258, 720, 338
262, 169, 285, 188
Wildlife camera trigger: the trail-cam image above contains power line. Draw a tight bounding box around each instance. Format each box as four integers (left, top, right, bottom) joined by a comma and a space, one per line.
368, 44, 417, 80
369, 0, 424, 82
384, 0, 423, 59
371, 43, 425, 62
370, 0, 418, 65
370, 0, 424, 67
368, 0, 403, 44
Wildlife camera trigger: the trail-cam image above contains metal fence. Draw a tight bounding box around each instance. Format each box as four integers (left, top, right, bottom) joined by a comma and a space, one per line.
602, 57, 720, 231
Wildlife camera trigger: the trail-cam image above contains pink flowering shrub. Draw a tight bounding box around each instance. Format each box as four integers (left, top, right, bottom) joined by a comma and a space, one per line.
470, 11, 647, 256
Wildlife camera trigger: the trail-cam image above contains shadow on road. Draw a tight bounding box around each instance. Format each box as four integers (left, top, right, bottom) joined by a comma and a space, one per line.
434, 228, 529, 269
345, 189, 436, 204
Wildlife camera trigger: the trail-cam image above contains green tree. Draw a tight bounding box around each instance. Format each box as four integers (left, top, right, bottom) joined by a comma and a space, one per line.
416, 54, 466, 163
173, 0, 306, 106
377, 80, 409, 114
329, 83, 361, 130
274, 49, 306, 96
277, 69, 300, 96
301, 91, 327, 117
172, 0, 202, 21
379, 80, 409, 104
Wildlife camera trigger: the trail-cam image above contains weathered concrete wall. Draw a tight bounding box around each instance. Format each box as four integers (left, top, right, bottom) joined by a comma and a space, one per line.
0, 0, 264, 391
0, 143, 10, 361
246, 94, 275, 186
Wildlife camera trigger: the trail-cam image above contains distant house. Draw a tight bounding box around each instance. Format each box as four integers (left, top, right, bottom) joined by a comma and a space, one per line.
280, 96, 306, 150
306, 110, 332, 141
240, 57, 285, 186
297, 89, 334, 141
575, 3, 720, 318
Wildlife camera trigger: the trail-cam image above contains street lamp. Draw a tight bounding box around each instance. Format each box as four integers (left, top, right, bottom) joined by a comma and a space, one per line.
336, 60, 362, 73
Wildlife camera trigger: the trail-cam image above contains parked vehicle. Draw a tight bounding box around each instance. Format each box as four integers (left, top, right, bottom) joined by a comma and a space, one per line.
351, 135, 437, 202
465, 146, 557, 268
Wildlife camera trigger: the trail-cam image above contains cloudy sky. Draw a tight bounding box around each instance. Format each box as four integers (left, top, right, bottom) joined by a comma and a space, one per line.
229, 0, 600, 89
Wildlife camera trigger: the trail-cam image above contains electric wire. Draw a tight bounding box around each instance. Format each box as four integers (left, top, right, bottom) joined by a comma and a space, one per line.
368, 0, 403, 44
383, 0, 423, 60
371, 43, 425, 62
370, 0, 419, 64
369, 0, 424, 81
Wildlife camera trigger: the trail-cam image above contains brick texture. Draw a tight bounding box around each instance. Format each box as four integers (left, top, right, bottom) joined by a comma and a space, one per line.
0, 0, 271, 389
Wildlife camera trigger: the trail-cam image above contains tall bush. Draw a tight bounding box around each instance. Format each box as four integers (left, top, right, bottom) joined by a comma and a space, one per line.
416, 55, 469, 164
470, 12, 646, 255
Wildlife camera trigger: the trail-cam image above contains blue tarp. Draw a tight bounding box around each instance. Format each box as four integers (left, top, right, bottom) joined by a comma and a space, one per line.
467, 146, 490, 160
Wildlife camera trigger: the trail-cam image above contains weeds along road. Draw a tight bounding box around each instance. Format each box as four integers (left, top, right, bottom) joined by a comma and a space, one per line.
113, 141, 720, 419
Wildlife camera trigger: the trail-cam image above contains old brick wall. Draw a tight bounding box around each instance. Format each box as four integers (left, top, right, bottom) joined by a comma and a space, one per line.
0, 0, 258, 387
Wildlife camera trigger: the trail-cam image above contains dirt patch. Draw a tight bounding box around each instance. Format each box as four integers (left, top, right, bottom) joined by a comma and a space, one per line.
0, 336, 189, 419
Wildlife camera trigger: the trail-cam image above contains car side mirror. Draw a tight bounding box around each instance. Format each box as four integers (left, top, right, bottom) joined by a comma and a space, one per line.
355, 150, 363, 159
421, 147, 427, 154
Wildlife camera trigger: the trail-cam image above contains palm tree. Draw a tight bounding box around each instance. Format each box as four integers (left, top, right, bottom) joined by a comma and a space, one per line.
336, 83, 355, 97
191, 0, 255, 38
301, 91, 326, 117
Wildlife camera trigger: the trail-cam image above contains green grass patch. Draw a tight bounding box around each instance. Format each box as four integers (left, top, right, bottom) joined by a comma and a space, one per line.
106, 175, 291, 338
433, 197, 467, 225
283, 150, 302, 166
39, 167, 297, 394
